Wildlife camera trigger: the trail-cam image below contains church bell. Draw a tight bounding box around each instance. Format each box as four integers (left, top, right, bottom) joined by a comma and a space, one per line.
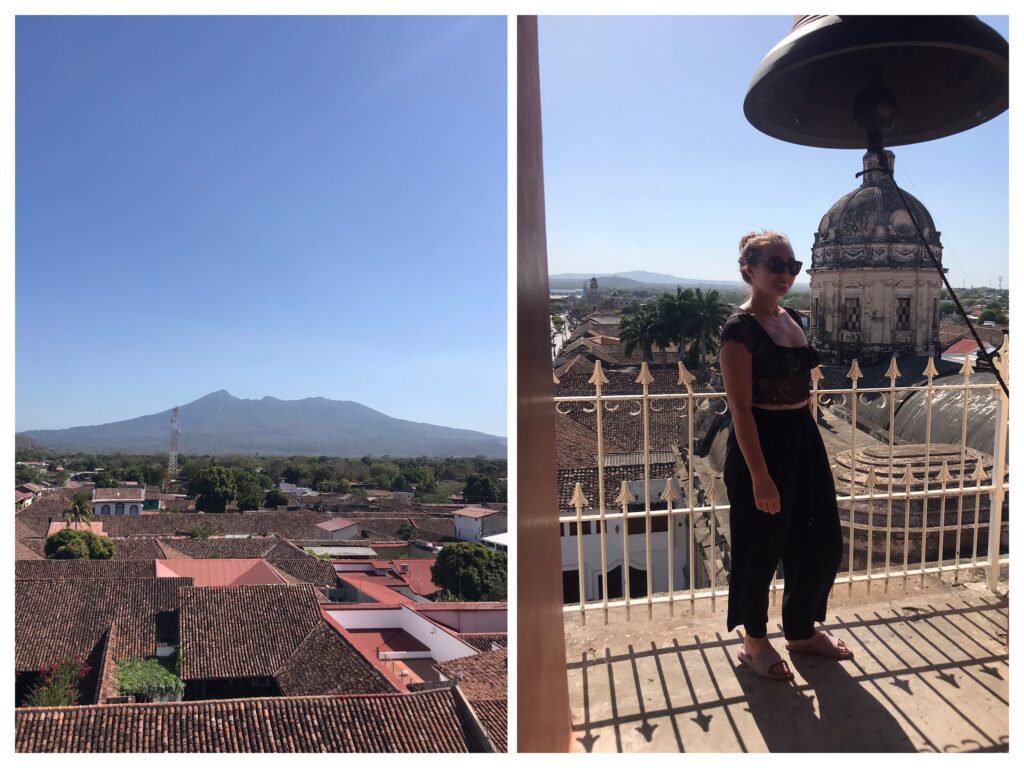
743, 15, 1008, 149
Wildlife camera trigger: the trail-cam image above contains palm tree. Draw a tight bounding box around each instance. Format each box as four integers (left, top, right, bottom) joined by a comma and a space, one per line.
619, 302, 660, 363
688, 288, 733, 370
657, 287, 698, 362
65, 493, 93, 530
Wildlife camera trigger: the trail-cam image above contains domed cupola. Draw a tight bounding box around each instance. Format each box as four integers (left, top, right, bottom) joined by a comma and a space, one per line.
808, 149, 944, 366
813, 150, 941, 266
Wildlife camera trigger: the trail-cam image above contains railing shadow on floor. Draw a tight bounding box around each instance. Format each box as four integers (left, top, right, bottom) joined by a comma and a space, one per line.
568, 595, 1009, 753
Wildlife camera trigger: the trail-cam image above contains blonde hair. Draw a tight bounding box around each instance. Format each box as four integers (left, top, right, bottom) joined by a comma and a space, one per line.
738, 230, 792, 284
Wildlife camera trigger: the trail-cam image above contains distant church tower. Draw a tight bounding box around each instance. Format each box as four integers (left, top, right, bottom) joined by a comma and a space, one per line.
809, 150, 944, 366
583, 276, 600, 302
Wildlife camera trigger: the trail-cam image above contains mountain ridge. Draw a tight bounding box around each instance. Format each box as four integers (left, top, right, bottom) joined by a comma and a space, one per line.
18, 391, 507, 458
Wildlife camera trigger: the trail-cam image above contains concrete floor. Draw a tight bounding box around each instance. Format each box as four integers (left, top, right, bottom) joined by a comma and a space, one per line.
564, 572, 1008, 753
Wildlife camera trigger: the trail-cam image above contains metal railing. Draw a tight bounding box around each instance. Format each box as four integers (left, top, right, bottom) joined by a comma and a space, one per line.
555, 340, 1009, 624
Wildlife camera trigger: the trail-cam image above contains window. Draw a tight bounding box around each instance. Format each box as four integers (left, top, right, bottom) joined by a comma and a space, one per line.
812, 297, 820, 329
843, 297, 861, 331
115, 503, 125, 516
129, 505, 139, 515
896, 297, 912, 331
627, 516, 669, 535
101, 504, 110, 515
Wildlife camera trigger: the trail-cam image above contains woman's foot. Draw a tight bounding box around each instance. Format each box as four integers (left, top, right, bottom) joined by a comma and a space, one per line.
738, 635, 793, 680
785, 630, 853, 659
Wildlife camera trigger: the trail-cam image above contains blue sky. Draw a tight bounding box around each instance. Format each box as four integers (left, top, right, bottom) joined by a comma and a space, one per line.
16, 16, 507, 435
539, 15, 1009, 290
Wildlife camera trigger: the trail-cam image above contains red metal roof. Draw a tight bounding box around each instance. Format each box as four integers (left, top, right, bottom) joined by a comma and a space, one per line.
391, 559, 440, 596
316, 517, 359, 531
155, 558, 289, 587
336, 573, 414, 605
943, 338, 990, 355
46, 521, 107, 537
15, 491, 33, 503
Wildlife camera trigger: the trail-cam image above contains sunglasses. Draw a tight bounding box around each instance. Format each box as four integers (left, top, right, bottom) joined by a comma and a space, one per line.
755, 255, 803, 276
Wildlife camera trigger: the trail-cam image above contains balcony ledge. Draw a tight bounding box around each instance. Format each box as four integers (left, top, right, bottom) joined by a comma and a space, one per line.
565, 571, 1008, 753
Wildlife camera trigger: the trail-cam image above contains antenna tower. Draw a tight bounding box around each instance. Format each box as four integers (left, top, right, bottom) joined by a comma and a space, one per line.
168, 406, 180, 478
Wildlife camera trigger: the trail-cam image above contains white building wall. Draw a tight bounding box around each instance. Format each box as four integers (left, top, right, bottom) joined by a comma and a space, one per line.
398, 608, 475, 662
325, 608, 403, 630
560, 517, 692, 602
454, 516, 484, 542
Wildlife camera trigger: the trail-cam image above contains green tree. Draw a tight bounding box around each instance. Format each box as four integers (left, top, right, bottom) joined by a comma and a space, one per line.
431, 543, 507, 601
463, 473, 498, 503
80, 531, 114, 560
190, 467, 237, 514
688, 288, 733, 370
281, 465, 304, 485
369, 461, 401, 487
264, 487, 289, 509
408, 466, 437, 495
311, 464, 337, 487
15, 464, 43, 486
233, 469, 264, 512
45, 530, 90, 560
618, 302, 662, 363
93, 471, 119, 488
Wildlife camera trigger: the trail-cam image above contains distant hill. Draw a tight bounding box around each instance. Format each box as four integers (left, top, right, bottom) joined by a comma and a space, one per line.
550, 271, 751, 289
18, 391, 507, 458
550, 271, 809, 292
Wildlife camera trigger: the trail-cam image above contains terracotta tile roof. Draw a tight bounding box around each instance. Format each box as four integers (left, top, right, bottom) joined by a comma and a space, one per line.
108, 539, 167, 560
557, 462, 677, 514
436, 648, 507, 700
269, 557, 338, 588
158, 537, 275, 559
178, 584, 322, 681
15, 577, 190, 675
15, 540, 44, 561
92, 487, 146, 502
15, 560, 155, 580
15, 490, 34, 503
15, 516, 45, 540
470, 698, 508, 753
458, 633, 508, 652
58, 511, 335, 540
356, 517, 416, 539
273, 622, 394, 696
15, 689, 475, 752
411, 517, 457, 542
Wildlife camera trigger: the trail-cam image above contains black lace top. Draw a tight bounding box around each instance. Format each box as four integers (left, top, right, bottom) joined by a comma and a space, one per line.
719, 307, 821, 405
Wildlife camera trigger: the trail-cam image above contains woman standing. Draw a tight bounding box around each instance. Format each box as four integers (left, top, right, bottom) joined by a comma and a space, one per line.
719, 230, 852, 681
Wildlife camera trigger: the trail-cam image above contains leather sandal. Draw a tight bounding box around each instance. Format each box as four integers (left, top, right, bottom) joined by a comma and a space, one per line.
786, 631, 854, 659
738, 646, 794, 680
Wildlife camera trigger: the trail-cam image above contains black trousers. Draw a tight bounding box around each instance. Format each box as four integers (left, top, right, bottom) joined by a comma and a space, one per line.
723, 406, 843, 640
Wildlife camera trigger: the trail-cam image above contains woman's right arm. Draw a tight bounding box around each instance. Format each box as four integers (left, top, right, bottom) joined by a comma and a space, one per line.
720, 340, 782, 515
